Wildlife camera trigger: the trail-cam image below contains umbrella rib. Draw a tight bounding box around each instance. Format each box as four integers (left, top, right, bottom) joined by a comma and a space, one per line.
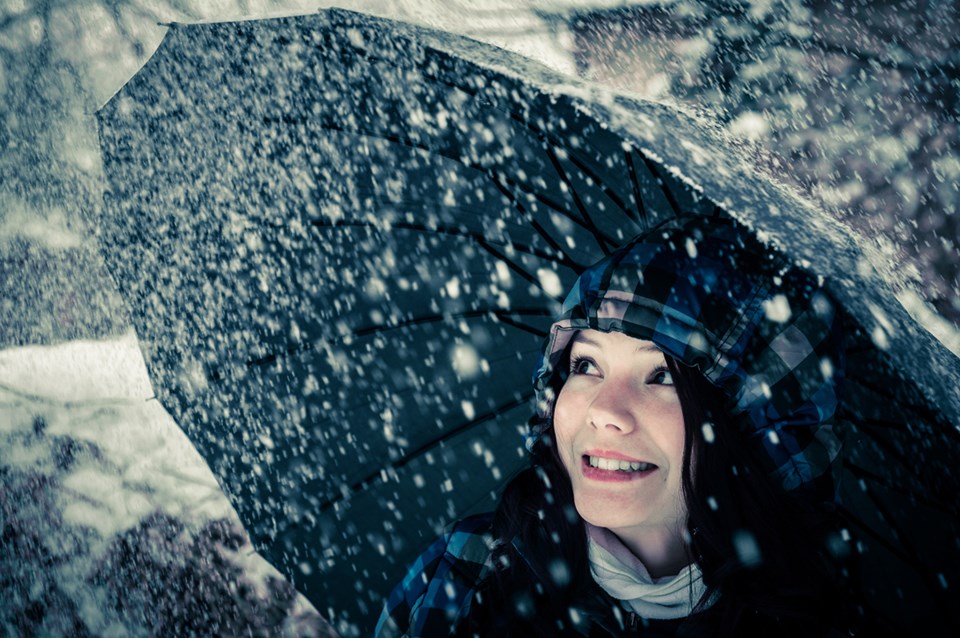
842, 378, 958, 442
493, 312, 549, 338
315, 392, 533, 513
849, 413, 958, 446
484, 173, 585, 272
480, 169, 618, 262
309, 218, 572, 269
844, 462, 952, 512
476, 240, 565, 303
412, 70, 637, 223
624, 149, 650, 229
310, 217, 577, 300
844, 342, 881, 355
563, 151, 636, 218
239, 307, 552, 371
838, 505, 914, 566
844, 413, 932, 433
308, 120, 610, 245
352, 307, 552, 340
489, 171, 619, 250
835, 503, 960, 629
852, 487, 959, 618
636, 152, 685, 219
843, 416, 955, 498
544, 145, 615, 256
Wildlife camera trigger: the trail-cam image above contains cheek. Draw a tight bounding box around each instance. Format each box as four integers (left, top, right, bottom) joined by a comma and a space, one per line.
551, 388, 580, 472
661, 403, 686, 464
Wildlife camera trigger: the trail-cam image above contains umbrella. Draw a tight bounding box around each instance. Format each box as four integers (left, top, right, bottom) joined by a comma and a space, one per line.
95, 9, 960, 635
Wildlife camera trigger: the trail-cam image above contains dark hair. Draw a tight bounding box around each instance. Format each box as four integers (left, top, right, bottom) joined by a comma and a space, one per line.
458, 352, 853, 637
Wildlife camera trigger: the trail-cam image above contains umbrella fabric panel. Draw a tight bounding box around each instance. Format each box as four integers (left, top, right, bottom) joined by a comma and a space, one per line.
298, 406, 530, 625
96, 11, 712, 631
836, 341, 960, 631
185, 317, 542, 515
169, 317, 536, 628
97, 6, 717, 548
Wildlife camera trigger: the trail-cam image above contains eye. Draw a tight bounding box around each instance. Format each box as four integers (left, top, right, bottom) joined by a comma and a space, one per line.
569, 355, 600, 376
649, 366, 674, 385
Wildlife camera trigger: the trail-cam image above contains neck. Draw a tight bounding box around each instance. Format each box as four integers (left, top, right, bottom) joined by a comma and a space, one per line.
609, 524, 690, 579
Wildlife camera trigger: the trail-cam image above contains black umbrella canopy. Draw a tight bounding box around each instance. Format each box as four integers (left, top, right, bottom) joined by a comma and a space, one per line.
96, 8, 960, 635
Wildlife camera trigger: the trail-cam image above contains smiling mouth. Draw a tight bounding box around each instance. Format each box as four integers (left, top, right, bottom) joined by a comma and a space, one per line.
585, 455, 657, 473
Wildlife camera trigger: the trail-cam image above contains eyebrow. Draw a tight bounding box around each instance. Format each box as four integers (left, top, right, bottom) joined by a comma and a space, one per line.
571, 333, 662, 354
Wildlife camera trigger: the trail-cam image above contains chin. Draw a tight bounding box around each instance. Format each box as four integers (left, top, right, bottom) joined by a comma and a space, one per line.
576, 500, 648, 531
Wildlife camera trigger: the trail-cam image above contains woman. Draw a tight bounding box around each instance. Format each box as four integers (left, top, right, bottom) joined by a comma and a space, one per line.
375, 216, 867, 637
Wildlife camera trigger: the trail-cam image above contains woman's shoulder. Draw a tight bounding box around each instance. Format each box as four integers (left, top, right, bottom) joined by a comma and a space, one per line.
443, 511, 496, 576
374, 512, 495, 638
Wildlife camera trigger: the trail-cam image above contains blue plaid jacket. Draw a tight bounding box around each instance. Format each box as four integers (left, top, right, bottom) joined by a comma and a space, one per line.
374, 513, 494, 638
374, 513, 692, 637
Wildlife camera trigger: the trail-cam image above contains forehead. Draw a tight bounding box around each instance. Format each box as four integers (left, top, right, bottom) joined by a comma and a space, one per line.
570, 330, 663, 355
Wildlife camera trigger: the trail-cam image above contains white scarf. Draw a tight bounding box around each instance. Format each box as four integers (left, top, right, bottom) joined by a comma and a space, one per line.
586, 524, 707, 620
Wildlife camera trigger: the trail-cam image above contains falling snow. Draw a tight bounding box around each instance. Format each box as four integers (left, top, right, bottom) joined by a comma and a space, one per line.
4, 1, 960, 636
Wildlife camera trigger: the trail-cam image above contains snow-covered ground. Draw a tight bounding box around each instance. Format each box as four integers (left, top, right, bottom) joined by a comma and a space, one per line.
0, 332, 339, 636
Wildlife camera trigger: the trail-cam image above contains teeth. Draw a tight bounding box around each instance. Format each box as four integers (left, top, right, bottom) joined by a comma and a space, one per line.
587, 456, 654, 472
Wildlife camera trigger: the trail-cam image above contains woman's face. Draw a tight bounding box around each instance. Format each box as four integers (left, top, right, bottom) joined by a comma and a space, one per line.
553, 330, 688, 557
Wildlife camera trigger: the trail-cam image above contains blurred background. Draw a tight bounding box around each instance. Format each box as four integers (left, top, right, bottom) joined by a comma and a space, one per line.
2, 1, 957, 636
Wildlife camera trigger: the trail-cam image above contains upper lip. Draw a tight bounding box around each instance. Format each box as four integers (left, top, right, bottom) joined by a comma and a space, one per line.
583, 449, 653, 464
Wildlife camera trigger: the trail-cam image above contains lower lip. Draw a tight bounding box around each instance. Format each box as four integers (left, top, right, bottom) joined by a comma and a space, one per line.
581, 457, 657, 482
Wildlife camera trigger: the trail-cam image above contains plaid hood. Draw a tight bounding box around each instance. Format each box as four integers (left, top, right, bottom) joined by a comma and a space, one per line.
532, 216, 844, 498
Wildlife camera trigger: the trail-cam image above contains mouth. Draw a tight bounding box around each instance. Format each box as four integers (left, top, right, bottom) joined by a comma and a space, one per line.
587, 455, 656, 472
581, 453, 658, 482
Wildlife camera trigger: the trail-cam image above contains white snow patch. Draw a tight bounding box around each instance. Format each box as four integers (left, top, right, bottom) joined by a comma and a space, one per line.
452, 342, 481, 379
871, 326, 890, 350
701, 422, 715, 444
1, 333, 242, 536
445, 276, 462, 299
762, 294, 792, 323
896, 289, 960, 357
727, 111, 770, 142
0, 331, 332, 629
0, 329, 153, 401
733, 529, 762, 567
494, 261, 513, 287
679, 138, 711, 166
0, 194, 84, 249
819, 357, 835, 380
537, 267, 563, 297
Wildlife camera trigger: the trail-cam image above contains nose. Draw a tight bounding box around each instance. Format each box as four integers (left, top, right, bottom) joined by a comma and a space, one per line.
587, 377, 640, 434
